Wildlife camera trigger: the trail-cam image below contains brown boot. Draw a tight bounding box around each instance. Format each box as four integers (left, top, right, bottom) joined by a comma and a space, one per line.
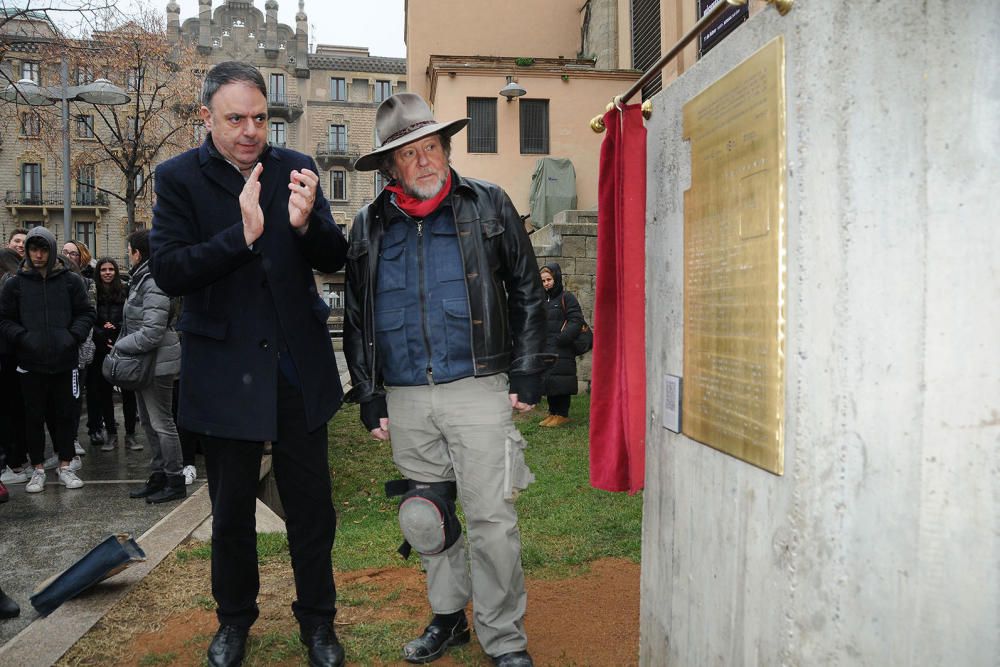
543, 415, 571, 427
539, 415, 555, 427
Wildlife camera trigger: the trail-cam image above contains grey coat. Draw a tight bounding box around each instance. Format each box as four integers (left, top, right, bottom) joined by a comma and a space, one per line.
115, 259, 180, 377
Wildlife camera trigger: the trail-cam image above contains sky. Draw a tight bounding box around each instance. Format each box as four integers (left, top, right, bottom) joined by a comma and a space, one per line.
123, 0, 407, 57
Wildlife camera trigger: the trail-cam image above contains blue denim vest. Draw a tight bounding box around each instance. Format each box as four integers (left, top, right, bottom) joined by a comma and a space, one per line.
374, 201, 474, 386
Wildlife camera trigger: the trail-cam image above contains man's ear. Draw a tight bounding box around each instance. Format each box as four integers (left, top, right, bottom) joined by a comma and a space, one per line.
199, 105, 212, 130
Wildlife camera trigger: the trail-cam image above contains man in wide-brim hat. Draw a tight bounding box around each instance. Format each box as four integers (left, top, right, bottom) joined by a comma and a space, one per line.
345, 93, 548, 667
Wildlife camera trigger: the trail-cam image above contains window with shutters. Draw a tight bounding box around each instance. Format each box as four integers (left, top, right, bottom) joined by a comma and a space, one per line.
374, 80, 392, 103
467, 98, 496, 153
77, 114, 95, 138
519, 99, 549, 155
20, 112, 40, 137
330, 77, 346, 101
77, 164, 96, 204
330, 169, 346, 200
75, 221, 95, 248
22, 163, 41, 203
21, 61, 40, 84
269, 121, 285, 147
269, 73, 286, 104
328, 124, 346, 152
127, 67, 144, 92
630, 0, 662, 99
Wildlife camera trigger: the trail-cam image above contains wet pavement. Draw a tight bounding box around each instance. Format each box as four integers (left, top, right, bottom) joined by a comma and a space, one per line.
0, 427, 206, 647
0, 350, 350, 655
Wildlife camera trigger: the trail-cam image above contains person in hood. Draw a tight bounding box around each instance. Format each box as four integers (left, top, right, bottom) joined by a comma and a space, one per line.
538, 263, 585, 427
0, 227, 96, 493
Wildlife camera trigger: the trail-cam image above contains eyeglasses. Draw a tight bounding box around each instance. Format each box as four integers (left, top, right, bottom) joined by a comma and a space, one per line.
65, 250, 80, 257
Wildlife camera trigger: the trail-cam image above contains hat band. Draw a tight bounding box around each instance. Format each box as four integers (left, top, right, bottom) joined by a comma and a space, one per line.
382, 120, 438, 147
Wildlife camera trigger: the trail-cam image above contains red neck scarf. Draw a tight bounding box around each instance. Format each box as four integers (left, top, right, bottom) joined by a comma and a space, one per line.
385, 171, 452, 219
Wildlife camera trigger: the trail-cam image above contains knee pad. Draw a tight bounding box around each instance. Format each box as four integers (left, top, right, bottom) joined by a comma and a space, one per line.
386, 479, 462, 559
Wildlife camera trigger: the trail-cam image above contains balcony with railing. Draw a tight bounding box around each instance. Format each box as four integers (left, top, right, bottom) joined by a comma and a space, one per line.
5, 189, 111, 213
315, 142, 362, 170
267, 94, 303, 121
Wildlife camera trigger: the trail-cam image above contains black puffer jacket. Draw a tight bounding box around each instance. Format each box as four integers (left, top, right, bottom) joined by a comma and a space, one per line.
0, 227, 96, 374
93, 282, 126, 352
344, 169, 549, 404
541, 263, 584, 397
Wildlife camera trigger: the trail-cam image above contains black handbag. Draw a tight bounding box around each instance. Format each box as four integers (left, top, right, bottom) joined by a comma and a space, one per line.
102, 346, 155, 390
560, 294, 594, 356
101, 312, 155, 390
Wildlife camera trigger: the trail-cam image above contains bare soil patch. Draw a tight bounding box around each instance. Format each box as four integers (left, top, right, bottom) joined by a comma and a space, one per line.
58, 544, 639, 666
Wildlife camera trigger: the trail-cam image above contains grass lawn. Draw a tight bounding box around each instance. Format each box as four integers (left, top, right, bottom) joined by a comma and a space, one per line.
59, 394, 644, 666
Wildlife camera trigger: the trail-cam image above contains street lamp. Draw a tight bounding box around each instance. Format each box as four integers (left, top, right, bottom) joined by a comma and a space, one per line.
1, 62, 130, 243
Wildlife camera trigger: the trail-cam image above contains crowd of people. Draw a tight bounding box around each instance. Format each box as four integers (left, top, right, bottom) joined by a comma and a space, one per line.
0, 228, 198, 504
0, 63, 591, 667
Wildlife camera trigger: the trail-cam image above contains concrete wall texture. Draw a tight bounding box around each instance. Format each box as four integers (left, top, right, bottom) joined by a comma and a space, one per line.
642, 2, 998, 666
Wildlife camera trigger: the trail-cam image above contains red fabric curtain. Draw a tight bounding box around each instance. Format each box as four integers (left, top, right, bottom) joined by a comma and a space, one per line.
589, 103, 646, 494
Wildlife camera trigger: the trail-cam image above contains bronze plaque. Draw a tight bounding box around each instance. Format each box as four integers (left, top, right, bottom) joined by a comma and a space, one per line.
681, 37, 787, 474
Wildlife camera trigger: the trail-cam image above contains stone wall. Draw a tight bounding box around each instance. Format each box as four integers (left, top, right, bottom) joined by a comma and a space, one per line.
531, 208, 597, 391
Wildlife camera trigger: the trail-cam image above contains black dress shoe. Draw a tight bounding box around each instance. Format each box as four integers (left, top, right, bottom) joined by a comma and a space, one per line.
493, 650, 534, 667
0, 587, 20, 619
301, 623, 345, 667
403, 613, 470, 664
130, 472, 166, 499
207, 624, 249, 667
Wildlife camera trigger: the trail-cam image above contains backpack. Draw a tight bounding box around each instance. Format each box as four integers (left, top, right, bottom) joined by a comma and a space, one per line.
560, 294, 594, 356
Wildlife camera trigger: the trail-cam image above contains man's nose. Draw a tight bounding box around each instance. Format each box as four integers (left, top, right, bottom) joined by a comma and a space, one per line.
242, 118, 257, 134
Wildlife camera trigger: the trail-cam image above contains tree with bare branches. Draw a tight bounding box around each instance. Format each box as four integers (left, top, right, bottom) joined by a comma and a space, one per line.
52, 6, 201, 232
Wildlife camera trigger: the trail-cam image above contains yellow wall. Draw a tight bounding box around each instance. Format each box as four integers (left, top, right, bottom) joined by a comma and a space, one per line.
434, 72, 631, 215
406, 0, 584, 100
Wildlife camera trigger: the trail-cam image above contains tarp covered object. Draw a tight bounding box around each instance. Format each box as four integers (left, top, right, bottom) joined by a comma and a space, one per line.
528, 157, 577, 229
589, 103, 646, 494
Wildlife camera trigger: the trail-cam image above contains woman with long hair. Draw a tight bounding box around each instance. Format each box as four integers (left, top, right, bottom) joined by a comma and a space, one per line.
89, 257, 139, 451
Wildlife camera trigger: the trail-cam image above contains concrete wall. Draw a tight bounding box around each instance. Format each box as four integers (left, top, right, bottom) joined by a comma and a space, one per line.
642, 2, 999, 665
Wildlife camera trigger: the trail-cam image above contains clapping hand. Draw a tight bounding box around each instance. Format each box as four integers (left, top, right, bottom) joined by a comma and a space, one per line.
288, 168, 318, 233
241, 163, 265, 246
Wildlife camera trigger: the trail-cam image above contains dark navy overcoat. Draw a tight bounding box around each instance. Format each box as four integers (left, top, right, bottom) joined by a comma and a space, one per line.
150, 139, 348, 442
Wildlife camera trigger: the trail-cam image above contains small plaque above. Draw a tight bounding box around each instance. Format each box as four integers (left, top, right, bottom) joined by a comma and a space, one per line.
681, 37, 787, 475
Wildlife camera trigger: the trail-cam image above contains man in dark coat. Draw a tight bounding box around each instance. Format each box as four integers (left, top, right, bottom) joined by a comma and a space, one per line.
150, 61, 348, 667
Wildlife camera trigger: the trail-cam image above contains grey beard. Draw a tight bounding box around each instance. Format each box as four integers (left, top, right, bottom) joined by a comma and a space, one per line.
403, 173, 447, 201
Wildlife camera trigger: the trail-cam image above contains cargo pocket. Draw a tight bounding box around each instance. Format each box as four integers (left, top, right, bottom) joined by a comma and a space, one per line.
374, 307, 410, 382
503, 426, 535, 502
377, 239, 407, 293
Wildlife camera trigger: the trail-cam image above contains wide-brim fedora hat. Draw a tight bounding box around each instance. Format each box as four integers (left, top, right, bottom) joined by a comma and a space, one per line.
354, 93, 469, 172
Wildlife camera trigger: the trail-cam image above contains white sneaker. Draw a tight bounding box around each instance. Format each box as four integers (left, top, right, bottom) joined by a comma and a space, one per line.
57, 467, 84, 489
25, 468, 46, 493
182, 465, 197, 486
1, 466, 28, 484
43, 455, 58, 470
74, 440, 85, 455
68, 456, 83, 472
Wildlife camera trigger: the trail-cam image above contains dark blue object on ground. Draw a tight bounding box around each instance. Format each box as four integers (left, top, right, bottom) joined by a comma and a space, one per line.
30, 534, 146, 616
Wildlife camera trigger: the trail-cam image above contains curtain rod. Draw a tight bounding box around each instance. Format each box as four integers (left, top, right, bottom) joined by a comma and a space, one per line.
591, 0, 793, 132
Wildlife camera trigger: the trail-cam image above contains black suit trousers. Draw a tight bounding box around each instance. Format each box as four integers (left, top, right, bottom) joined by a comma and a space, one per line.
203, 372, 337, 632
